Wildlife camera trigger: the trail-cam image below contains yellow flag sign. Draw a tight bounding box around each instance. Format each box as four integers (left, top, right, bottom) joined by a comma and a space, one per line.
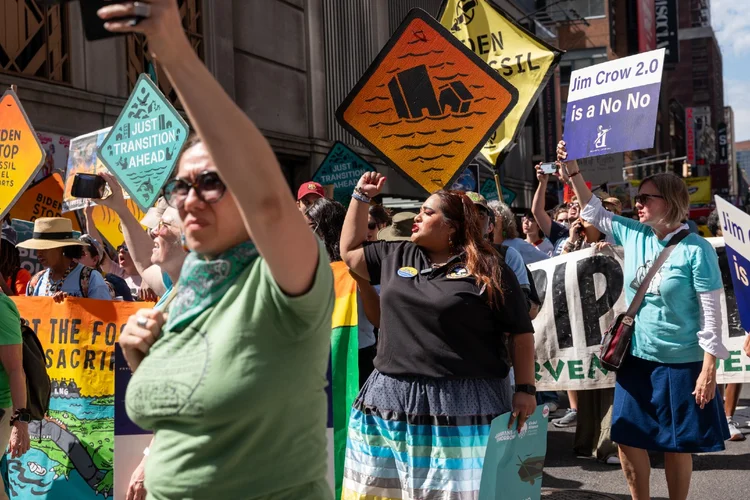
439, 0, 562, 166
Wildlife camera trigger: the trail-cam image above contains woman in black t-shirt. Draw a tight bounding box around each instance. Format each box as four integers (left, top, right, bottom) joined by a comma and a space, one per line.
340, 172, 536, 500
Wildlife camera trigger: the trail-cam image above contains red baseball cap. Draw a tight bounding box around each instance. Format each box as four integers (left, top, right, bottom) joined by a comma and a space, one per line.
297, 181, 325, 201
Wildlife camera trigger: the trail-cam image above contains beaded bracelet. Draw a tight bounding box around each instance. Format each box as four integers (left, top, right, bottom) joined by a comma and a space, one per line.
351, 191, 371, 204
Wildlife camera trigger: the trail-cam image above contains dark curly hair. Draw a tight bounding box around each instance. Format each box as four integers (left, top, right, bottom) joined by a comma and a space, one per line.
305, 198, 346, 262
0, 239, 21, 279
369, 204, 392, 226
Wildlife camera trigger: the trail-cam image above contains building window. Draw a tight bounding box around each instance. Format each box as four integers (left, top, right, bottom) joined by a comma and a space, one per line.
556, 0, 606, 19
126, 0, 203, 106
0, 1, 71, 83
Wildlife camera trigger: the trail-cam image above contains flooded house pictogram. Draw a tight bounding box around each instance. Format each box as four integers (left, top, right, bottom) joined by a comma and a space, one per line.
388, 65, 474, 119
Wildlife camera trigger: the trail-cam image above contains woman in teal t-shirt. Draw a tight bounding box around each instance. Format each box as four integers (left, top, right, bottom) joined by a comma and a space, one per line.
558, 141, 729, 500
102, 2, 334, 499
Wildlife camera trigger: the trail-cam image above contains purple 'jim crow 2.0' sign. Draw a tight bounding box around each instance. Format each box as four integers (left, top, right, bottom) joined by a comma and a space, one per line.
563, 49, 665, 161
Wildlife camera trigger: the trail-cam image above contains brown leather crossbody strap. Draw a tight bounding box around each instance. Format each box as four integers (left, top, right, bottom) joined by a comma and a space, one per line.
624, 229, 690, 321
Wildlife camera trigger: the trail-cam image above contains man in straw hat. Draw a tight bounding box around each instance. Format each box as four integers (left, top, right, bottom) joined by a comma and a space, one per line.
19, 218, 112, 301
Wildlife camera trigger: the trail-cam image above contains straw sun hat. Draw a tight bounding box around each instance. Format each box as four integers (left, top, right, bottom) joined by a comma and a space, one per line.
16, 218, 84, 250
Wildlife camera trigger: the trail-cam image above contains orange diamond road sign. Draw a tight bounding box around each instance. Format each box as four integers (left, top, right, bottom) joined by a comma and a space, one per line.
0, 89, 46, 218
336, 9, 518, 193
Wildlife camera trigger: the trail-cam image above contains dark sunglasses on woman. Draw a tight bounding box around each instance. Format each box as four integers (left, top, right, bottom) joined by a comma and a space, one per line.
633, 193, 664, 205
163, 171, 227, 208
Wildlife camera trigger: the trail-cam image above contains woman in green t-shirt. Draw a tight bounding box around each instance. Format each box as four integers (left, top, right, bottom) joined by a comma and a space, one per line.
102, 3, 334, 499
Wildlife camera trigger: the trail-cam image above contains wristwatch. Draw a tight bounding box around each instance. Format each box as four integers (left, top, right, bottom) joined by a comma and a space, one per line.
515, 384, 537, 396
10, 408, 31, 426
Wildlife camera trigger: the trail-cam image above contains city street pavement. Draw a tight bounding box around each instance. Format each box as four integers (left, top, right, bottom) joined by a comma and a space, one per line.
541, 386, 750, 499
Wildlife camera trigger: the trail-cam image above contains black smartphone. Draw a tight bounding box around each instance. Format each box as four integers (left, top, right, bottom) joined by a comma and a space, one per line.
71, 173, 107, 199
80, 0, 146, 41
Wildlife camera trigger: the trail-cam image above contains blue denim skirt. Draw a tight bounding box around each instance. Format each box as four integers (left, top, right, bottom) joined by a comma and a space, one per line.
611, 355, 729, 453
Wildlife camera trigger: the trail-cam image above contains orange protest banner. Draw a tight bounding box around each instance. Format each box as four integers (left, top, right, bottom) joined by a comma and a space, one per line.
10, 297, 152, 498
336, 9, 518, 193
9, 173, 82, 230
0, 89, 47, 218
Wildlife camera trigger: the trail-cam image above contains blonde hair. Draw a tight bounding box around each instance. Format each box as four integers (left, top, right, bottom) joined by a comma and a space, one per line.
639, 173, 689, 227
487, 200, 519, 239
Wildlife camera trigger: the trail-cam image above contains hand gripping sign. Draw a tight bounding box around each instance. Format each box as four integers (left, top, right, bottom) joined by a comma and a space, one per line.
336, 9, 518, 194
0, 89, 46, 219
99, 75, 189, 211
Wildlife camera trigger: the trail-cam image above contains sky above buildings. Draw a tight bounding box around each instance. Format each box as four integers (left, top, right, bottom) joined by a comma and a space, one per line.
712, 0, 750, 141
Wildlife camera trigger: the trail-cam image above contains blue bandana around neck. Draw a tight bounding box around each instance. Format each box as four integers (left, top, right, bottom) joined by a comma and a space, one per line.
166, 240, 259, 332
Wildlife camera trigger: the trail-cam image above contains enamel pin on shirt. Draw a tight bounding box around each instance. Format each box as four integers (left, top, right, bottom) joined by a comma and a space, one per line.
397, 267, 418, 278
446, 263, 471, 279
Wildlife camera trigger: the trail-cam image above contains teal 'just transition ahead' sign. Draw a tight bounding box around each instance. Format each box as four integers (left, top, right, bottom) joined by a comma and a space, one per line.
313, 142, 375, 206
98, 74, 189, 211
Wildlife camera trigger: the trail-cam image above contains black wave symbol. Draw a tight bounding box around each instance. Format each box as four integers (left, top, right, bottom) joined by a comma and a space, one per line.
470, 85, 485, 89
409, 154, 456, 162
371, 111, 485, 128
474, 97, 497, 102
429, 62, 455, 69
405, 111, 487, 123
127, 167, 167, 180
433, 73, 470, 81
386, 67, 402, 74
442, 126, 475, 133
369, 120, 402, 128
365, 96, 390, 102
422, 167, 445, 173
383, 131, 437, 139
397, 50, 444, 59
397, 140, 465, 151
359, 108, 394, 115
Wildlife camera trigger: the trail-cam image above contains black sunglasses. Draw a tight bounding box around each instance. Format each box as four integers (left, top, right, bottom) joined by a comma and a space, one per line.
634, 193, 664, 205
367, 222, 378, 230
163, 171, 227, 208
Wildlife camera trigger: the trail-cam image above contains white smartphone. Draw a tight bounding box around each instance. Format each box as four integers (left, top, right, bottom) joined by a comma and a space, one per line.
540, 162, 557, 175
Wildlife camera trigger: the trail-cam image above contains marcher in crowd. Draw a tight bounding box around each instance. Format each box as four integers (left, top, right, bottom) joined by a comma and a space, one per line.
488, 200, 549, 264
296, 181, 325, 213
706, 209, 746, 441
532, 164, 590, 256
94, 176, 184, 303
19, 218, 112, 301
305, 197, 379, 386
84, 201, 159, 301
83, 200, 156, 301
340, 172, 536, 499
101, 2, 334, 498
78, 235, 134, 301
366, 203, 391, 241
549, 212, 619, 462
0, 292, 31, 500
469, 193, 537, 316
560, 140, 730, 500
523, 211, 554, 255
0, 225, 30, 296
305, 197, 346, 262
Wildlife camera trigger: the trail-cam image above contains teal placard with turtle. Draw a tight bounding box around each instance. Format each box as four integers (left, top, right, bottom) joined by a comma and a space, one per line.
313, 142, 375, 206
479, 404, 549, 500
98, 74, 189, 211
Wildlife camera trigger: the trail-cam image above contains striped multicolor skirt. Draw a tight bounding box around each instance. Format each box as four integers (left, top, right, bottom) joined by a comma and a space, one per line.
342, 370, 512, 500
